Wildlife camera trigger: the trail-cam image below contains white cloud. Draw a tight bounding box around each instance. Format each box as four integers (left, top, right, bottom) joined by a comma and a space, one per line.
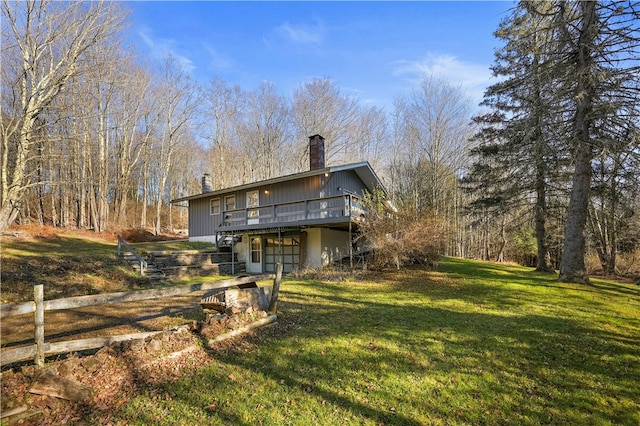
138, 27, 195, 73
392, 53, 494, 105
202, 43, 232, 70
275, 20, 324, 45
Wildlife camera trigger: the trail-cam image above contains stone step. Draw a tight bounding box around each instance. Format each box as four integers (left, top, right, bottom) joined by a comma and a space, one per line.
121, 248, 241, 279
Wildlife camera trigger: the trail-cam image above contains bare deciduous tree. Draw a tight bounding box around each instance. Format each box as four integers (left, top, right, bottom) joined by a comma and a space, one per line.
291, 78, 361, 169
150, 55, 199, 235
0, 0, 127, 232
235, 81, 292, 182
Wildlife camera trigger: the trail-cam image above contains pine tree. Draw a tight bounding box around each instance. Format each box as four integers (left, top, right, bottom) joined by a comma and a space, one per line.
468, 1, 564, 272
470, 1, 639, 282
555, 1, 640, 283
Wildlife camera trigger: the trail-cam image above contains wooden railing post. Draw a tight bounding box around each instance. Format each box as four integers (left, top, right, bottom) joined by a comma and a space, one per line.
268, 263, 283, 314
34, 284, 45, 368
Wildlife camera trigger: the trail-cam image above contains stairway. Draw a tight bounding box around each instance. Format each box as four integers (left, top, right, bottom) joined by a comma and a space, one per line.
121, 252, 167, 283
119, 239, 245, 281
149, 249, 245, 278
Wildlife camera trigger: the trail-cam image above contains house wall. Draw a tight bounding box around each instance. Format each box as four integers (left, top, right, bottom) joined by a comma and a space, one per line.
188, 169, 366, 239
305, 228, 323, 268
222, 227, 350, 273
304, 227, 350, 268
319, 228, 351, 266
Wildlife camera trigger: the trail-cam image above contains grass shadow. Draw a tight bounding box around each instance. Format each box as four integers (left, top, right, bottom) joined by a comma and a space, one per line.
110, 266, 640, 424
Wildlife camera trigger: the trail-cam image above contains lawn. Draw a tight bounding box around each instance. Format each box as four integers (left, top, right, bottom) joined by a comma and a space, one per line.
0, 230, 216, 304
109, 257, 640, 425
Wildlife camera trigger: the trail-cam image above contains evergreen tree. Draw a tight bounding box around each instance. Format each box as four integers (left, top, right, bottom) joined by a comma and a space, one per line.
555, 1, 640, 283
470, 1, 639, 282
468, 1, 563, 272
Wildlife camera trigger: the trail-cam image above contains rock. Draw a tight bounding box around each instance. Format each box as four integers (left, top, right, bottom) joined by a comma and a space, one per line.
225, 306, 242, 316
129, 339, 145, 352
146, 339, 163, 353
81, 357, 103, 373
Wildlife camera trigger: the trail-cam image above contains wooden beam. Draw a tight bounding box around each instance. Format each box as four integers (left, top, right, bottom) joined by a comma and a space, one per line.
1, 274, 275, 319
0, 301, 35, 318
0, 332, 165, 367
268, 263, 283, 314
0, 344, 42, 367
34, 285, 44, 367
46, 331, 164, 355
29, 368, 93, 401
207, 314, 277, 344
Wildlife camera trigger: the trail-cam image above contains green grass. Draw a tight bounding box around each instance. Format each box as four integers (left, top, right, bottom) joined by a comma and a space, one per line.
129, 240, 215, 254
1, 235, 220, 304
109, 257, 640, 425
1, 235, 150, 303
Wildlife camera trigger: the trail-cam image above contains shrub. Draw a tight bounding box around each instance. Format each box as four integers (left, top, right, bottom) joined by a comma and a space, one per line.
357, 195, 444, 270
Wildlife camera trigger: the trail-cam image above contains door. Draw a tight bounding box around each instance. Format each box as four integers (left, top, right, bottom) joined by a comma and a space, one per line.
264, 235, 300, 273
247, 190, 259, 225
249, 236, 262, 273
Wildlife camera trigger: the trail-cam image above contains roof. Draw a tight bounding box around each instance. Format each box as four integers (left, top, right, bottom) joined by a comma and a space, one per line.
171, 161, 387, 203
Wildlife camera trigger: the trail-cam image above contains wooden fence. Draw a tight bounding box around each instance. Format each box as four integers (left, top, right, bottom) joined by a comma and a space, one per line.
1, 270, 281, 368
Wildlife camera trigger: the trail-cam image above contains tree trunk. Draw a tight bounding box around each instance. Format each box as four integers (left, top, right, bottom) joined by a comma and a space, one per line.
558, 1, 597, 284
496, 213, 506, 262
535, 164, 554, 272
559, 143, 592, 283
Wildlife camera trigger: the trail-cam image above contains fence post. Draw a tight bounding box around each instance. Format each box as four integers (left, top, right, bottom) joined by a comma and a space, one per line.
268, 263, 283, 314
34, 284, 45, 368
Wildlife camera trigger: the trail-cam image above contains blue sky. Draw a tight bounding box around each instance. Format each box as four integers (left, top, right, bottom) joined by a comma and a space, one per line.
126, 1, 514, 110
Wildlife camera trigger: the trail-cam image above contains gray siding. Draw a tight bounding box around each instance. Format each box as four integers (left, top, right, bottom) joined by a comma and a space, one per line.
189, 170, 369, 237
332, 170, 369, 197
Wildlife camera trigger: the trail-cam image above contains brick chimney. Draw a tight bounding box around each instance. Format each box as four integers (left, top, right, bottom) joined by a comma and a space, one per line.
309, 134, 325, 170
202, 173, 213, 193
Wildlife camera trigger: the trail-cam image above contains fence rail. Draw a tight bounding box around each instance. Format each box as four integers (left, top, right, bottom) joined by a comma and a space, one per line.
1, 272, 279, 368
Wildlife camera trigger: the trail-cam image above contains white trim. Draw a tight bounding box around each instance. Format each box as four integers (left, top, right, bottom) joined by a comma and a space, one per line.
249, 236, 262, 273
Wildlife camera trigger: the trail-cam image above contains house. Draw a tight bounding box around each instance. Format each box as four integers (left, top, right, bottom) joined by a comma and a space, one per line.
171, 135, 388, 274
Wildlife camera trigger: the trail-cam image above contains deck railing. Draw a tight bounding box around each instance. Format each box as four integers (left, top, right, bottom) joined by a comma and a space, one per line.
221, 194, 365, 228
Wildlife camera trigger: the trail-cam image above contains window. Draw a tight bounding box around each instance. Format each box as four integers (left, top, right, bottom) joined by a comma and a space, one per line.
247, 190, 259, 219
210, 198, 220, 215
225, 195, 236, 211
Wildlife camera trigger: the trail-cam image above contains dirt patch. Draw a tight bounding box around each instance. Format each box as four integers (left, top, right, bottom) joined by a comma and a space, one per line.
1, 310, 274, 425
1, 295, 203, 347
119, 228, 185, 243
